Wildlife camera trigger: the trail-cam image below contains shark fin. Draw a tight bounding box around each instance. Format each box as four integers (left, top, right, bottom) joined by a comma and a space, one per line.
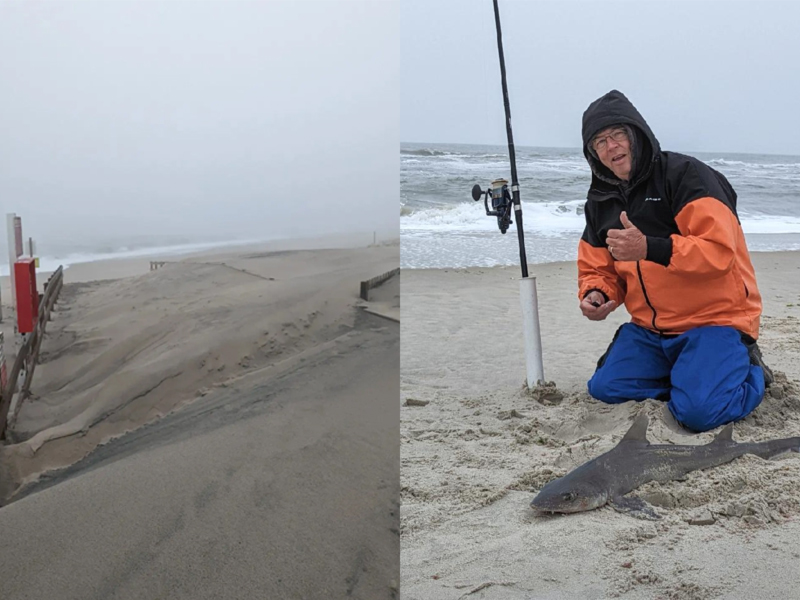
621, 414, 649, 443
609, 495, 661, 520
713, 423, 734, 443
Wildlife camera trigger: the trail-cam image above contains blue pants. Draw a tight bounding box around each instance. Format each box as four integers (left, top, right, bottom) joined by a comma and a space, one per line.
588, 323, 764, 432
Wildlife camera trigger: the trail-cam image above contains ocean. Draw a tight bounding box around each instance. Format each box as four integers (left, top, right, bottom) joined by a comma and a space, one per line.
400, 143, 800, 269
0, 234, 279, 278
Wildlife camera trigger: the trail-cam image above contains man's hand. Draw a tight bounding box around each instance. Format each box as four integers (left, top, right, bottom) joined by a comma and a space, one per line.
606, 212, 646, 261
580, 290, 617, 321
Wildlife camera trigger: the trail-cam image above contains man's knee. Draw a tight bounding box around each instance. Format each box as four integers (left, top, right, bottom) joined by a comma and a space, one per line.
669, 385, 763, 433
668, 401, 720, 433
588, 369, 630, 404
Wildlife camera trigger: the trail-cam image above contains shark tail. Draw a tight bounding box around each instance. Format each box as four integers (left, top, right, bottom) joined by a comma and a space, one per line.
743, 437, 800, 460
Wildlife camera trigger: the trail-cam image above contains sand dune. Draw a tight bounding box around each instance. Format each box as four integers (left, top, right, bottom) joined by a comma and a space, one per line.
1, 242, 397, 499
1, 309, 399, 599
0, 239, 399, 599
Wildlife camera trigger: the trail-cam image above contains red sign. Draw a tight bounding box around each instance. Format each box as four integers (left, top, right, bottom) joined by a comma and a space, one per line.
14, 258, 39, 333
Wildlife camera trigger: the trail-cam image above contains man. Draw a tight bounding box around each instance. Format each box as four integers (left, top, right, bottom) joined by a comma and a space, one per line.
577, 89, 772, 433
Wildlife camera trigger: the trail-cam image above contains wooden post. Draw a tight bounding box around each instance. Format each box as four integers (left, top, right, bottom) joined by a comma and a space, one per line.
0, 264, 64, 438
0, 332, 6, 400
0, 336, 30, 439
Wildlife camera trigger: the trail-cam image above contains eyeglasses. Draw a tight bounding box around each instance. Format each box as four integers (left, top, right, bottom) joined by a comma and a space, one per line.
592, 128, 628, 153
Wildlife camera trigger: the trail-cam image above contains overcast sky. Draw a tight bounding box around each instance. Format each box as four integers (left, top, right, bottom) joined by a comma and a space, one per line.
402, 0, 800, 156
0, 0, 398, 255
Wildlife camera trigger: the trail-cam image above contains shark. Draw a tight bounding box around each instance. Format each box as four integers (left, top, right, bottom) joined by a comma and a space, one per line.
530, 414, 800, 519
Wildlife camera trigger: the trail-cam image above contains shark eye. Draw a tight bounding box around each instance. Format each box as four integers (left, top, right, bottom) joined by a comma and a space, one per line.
562, 492, 575, 502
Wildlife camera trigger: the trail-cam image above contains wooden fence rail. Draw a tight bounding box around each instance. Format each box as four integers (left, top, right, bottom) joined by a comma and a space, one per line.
0, 265, 63, 440
359, 268, 400, 302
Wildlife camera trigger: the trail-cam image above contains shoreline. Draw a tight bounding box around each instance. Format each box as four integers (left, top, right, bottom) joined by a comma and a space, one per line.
1, 232, 399, 302
399, 240, 800, 270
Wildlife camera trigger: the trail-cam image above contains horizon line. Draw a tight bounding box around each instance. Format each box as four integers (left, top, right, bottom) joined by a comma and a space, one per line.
400, 141, 800, 159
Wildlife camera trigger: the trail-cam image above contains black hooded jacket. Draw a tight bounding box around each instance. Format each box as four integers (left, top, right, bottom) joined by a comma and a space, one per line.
577, 90, 762, 339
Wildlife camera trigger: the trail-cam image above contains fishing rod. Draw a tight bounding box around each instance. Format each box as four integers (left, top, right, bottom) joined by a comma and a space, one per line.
471, 0, 529, 278
471, 0, 544, 387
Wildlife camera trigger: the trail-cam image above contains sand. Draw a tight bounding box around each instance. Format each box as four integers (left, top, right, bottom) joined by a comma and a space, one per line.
0, 237, 399, 599
400, 251, 800, 599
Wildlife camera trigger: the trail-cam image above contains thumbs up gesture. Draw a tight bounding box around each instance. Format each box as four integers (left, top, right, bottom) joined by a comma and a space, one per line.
605, 211, 647, 261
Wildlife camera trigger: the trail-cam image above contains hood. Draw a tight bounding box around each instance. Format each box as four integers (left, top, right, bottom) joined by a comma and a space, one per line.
582, 90, 661, 189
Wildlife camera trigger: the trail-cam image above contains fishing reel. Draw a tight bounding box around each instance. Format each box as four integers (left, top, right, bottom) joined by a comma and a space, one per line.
471, 178, 513, 234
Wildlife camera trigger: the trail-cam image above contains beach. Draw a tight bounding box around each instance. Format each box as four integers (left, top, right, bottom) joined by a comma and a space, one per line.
400, 250, 800, 599
0, 237, 400, 599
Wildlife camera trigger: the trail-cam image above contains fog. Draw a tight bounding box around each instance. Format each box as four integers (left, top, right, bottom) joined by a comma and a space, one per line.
0, 0, 398, 262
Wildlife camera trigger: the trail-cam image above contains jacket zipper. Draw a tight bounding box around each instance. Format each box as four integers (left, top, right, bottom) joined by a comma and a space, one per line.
635, 262, 662, 333
617, 185, 664, 334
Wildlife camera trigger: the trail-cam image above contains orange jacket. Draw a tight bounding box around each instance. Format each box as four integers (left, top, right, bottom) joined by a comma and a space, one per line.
578, 91, 762, 339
